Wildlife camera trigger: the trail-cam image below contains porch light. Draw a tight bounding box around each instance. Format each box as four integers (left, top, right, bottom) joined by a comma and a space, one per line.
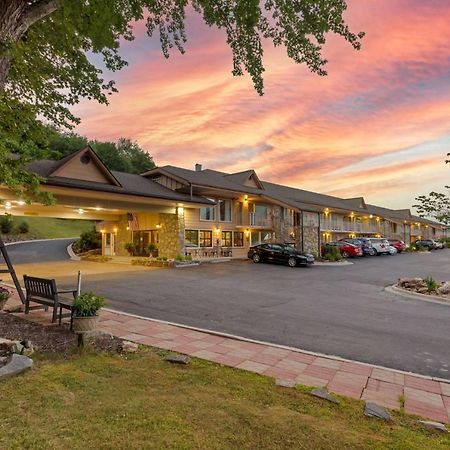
245, 229, 250, 237
369, 214, 373, 219
156, 224, 161, 229
113, 228, 118, 233
95, 206, 102, 211
100, 229, 105, 233
126, 226, 130, 231
16, 200, 25, 206
214, 227, 221, 235
4, 202, 12, 210
77, 208, 84, 215
244, 195, 248, 203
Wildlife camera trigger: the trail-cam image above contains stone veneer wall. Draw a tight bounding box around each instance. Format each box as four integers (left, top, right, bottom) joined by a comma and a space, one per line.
303, 226, 320, 255
270, 206, 291, 243
158, 211, 185, 259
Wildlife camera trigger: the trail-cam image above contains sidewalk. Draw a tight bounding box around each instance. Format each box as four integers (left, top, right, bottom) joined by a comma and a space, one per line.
3, 291, 450, 424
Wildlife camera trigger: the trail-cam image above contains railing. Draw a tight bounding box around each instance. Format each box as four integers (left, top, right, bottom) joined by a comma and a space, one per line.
249, 212, 270, 228
320, 220, 383, 234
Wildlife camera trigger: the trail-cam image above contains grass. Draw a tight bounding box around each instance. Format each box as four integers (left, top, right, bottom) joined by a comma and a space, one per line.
9, 217, 95, 239
0, 349, 449, 450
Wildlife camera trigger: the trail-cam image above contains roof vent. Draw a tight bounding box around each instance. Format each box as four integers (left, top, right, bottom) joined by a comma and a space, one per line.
195, 163, 202, 172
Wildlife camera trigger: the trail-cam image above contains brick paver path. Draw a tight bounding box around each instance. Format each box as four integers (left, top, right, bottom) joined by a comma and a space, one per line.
2, 290, 450, 424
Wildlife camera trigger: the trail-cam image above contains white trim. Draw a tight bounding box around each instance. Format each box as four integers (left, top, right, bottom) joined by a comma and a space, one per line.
102, 307, 450, 384
67, 242, 81, 261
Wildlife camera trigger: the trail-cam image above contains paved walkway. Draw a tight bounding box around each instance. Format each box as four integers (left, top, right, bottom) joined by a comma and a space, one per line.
2, 289, 450, 425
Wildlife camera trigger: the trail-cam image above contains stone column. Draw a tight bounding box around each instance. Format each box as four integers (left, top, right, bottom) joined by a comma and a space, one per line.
158, 212, 184, 259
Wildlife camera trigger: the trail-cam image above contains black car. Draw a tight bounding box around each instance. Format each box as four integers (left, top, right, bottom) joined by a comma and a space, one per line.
248, 243, 314, 267
339, 238, 375, 256
413, 239, 437, 250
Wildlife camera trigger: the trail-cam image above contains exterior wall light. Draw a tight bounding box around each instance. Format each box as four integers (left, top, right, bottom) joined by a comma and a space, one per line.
244, 195, 248, 203
17, 200, 25, 206
77, 208, 84, 215
156, 224, 162, 229
113, 228, 118, 233
4, 202, 12, 210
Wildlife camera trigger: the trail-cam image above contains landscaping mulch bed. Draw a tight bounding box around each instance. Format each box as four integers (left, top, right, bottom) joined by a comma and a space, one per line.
0, 312, 123, 357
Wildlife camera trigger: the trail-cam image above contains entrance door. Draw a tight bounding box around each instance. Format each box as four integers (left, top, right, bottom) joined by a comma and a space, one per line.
104, 232, 116, 256
133, 230, 159, 256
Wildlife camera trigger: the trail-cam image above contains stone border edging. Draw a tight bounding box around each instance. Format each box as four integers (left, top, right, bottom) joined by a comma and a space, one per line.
386, 285, 450, 307
103, 307, 450, 384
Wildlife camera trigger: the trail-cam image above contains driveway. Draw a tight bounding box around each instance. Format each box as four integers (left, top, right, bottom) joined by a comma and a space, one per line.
4, 238, 75, 264
71, 250, 450, 378
5, 239, 450, 378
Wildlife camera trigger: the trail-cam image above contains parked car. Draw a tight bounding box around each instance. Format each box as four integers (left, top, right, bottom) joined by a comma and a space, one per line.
248, 243, 314, 267
365, 238, 392, 255
434, 240, 444, 249
413, 239, 437, 250
339, 238, 376, 256
388, 239, 406, 253
322, 241, 363, 258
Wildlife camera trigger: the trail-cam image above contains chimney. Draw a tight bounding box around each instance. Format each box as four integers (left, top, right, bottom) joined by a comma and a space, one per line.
195, 163, 202, 172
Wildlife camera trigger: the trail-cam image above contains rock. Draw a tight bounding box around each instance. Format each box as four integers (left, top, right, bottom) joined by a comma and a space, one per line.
275, 378, 295, 388
416, 287, 429, 294
398, 277, 423, 288
6, 304, 24, 313
0, 338, 14, 346
164, 354, 190, 365
11, 342, 24, 355
310, 388, 339, 404
437, 281, 450, 296
120, 341, 139, 353
418, 420, 448, 433
364, 401, 391, 421
0, 354, 33, 380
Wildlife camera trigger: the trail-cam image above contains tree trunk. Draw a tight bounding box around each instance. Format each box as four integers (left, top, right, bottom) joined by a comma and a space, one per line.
0, 0, 58, 89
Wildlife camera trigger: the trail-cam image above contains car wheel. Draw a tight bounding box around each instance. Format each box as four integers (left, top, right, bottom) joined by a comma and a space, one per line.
342, 251, 349, 258
374, 249, 380, 256
369, 249, 376, 256
288, 257, 297, 267
252, 253, 261, 263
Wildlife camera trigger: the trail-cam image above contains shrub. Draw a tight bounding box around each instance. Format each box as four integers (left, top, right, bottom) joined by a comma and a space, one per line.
415, 244, 427, 252
0, 286, 11, 302
322, 245, 342, 262
73, 292, 105, 317
145, 243, 158, 257
0, 214, 13, 234
425, 276, 438, 293
17, 220, 29, 234
72, 229, 102, 253
124, 242, 136, 255
174, 253, 184, 261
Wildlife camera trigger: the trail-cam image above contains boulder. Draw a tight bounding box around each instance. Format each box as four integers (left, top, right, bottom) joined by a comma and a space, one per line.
164, 354, 190, 365
437, 281, 450, 296
418, 420, 448, 433
0, 354, 33, 380
310, 388, 339, 404
364, 402, 391, 421
120, 341, 139, 353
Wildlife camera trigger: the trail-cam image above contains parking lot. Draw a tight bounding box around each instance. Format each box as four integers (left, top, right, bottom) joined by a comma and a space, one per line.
54, 249, 449, 379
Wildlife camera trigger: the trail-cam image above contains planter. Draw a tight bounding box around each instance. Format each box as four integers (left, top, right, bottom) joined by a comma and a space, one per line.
72, 315, 99, 333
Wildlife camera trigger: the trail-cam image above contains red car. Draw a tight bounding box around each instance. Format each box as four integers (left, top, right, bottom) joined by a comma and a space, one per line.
322, 242, 363, 258
388, 239, 406, 253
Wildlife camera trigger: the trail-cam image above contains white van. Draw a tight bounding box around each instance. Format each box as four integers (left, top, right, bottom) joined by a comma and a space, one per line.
366, 238, 392, 255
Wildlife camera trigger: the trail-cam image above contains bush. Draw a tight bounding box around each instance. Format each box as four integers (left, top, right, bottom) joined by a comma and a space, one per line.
321, 245, 342, 262
73, 292, 105, 317
145, 243, 158, 257
72, 229, 102, 253
17, 220, 29, 234
124, 242, 136, 255
0, 214, 13, 234
174, 253, 184, 261
425, 276, 438, 293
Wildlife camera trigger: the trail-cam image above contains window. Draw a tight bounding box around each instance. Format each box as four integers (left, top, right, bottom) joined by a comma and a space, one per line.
199, 230, 213, 247
236, 202, 243, 225
218, 199, 232, 222
233, 231, 244, 247
221, 231, 232, 247
200, 206, 215, 221
185, 230, 199, 247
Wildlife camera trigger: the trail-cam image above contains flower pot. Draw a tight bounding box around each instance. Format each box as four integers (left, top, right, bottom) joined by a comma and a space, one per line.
72, 315, 99, 333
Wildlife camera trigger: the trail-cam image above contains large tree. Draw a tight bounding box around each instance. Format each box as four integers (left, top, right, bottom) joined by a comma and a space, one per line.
0, 0, 364, 202
413, 154, 450, 226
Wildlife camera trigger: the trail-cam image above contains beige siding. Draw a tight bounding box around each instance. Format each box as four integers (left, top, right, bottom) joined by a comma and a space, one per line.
53, 156, 111, 184
152, 175, 185, 190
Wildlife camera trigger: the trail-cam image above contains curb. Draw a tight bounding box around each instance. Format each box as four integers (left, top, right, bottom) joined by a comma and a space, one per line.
4, 237, 78, 246
103, 307, 450, 384
314, 260, 354, 266
386, 285, 450, 307
66, 242, 81, 261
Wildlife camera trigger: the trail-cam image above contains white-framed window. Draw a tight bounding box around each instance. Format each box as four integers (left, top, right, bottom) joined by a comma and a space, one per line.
233, 231, 244, 247
221, 230, 233, 247
200, 206, 215, 221
185, 230, 199, 247
199, 230, 213, 247
218, 199, 232, 222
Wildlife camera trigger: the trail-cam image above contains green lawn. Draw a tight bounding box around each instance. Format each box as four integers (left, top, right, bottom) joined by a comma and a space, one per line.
9, 217, 95, 239
0, 349, 448, 449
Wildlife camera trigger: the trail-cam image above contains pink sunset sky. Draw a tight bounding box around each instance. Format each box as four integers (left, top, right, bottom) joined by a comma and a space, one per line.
73, 0, 450, 210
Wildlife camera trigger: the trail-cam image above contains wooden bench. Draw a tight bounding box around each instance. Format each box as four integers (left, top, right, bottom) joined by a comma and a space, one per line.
23, 275, 77, 327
